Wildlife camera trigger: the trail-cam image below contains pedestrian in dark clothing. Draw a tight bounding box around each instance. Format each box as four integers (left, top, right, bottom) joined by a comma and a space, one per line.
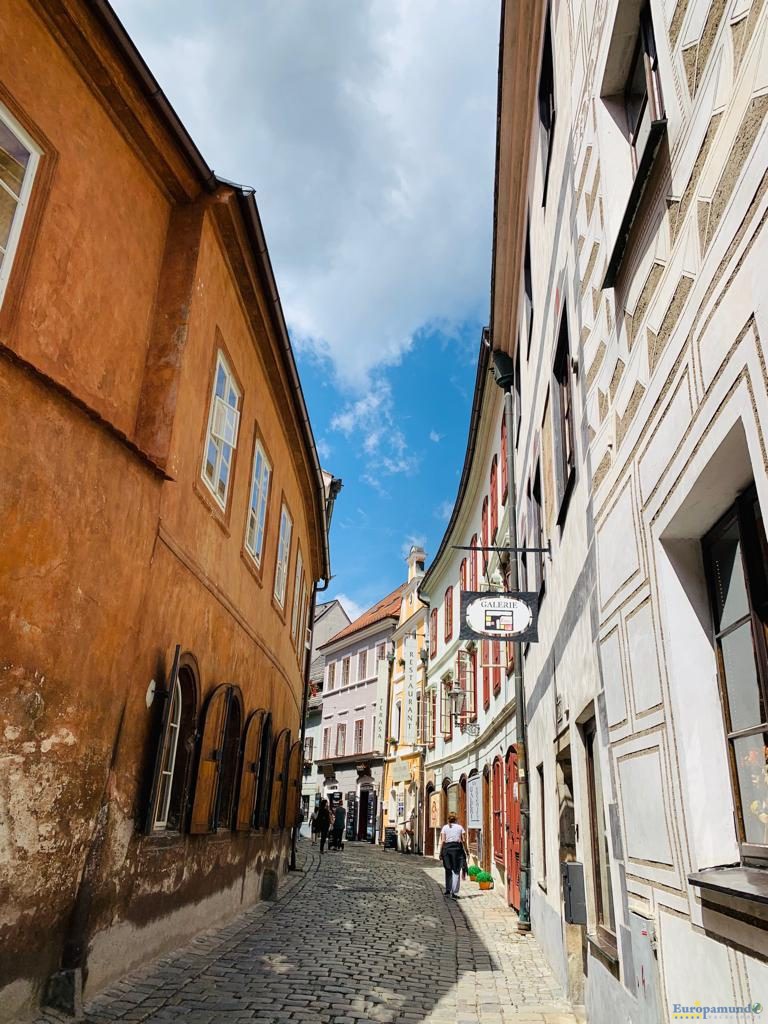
330, 804, 346, 850
316, 799, 331, 854
437, 811, 469, 899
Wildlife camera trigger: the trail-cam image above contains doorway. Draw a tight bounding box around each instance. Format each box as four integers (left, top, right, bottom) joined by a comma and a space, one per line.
505, 748, 521, 909
557, 744, 586, 1004
482, 767, 492, 872
357, 788, 376, 841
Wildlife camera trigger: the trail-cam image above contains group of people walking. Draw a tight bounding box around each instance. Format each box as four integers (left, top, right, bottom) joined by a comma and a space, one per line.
309, 799, 346, 853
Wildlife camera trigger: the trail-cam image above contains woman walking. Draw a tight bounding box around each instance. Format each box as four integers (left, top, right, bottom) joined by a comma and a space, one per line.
437, 811, 468, 899
316, 799, 332, 854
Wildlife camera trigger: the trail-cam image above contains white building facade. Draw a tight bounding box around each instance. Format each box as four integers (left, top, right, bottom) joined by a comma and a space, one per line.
487, 0, 768, 1021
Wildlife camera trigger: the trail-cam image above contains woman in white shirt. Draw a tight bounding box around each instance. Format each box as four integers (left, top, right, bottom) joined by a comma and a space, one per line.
437, 812, 469, 899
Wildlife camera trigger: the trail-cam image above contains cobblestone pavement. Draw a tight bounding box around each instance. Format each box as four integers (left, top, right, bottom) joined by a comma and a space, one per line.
36, 843, 580, 1024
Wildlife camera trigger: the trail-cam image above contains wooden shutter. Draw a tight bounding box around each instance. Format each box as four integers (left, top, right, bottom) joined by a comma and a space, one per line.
286, 741, 303, 828
482, 640, 490, 708
441, 682, 453, 739
189, 685, 229, 834
144, 645, 181, 835
236, 709, 265, 832
493, 640, 502, 694
269, 729, 291, 830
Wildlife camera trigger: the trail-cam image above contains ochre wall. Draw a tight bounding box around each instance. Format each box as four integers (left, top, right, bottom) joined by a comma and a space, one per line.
0, 2, 319, 1018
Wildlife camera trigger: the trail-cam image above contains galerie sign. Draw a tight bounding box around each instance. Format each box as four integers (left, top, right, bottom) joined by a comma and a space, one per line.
459, 591, 539, 644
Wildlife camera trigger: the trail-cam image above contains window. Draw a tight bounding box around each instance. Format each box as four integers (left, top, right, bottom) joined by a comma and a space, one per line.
441, 680, 453, 740
393, 701, 402, 741
490, 457, 498, 540
492, 757, 505, 864
482, 640, 490, 709
428, 690, 437, 747
530, 464, 545, 593
553, 312, 576, 519
457, 649, 477, 724
538, 5, 556, 204
585, 717, 616, 950
303, 735, 314, 762
523, 222, 533, 357
273, 503, 293, 608
354, 719, 364, 755
460, 558, 468, 592
245, 439, 271, 566
416, 692, 422, 741
291, 549, 304, 646
624, 5, 664, 173
703, 490, 768, 854
514, 344, 522, 443
299, 580, 310, 652
358, 649, 368, 680
146, 653, 197, 834
444, 586, 454, 642
322, 727, 331, 759
481, 496, 489, 549
492, 640, 502, 696
430, 608, 438, 658
202, 352, 241, 509
335, 724, 346, 756
500, 418, 508, 501
470, 535, 478, 590
327, 662, 336, 690
537, 763, 547, 887
376, 642, 386, 662
0, 105, 40, 308
341, 657, 350, 687
301, 794, 310, 822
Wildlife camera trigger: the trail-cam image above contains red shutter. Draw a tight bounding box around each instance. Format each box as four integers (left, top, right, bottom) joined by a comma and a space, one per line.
490, 457, 498, 539
481, 497, 489, 548
482, 640, 490, 709
236, 709, 265, 831
501, 418, 508, 500
460, 558, 467, 591
144, 644, 181, 834
190, 685, 229, 834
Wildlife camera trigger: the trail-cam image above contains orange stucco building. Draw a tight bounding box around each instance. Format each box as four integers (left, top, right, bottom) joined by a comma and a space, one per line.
0, 2, 332, 1019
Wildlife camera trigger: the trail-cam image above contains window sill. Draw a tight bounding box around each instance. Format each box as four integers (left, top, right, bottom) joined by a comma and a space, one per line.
193, 479, 232, 537
602, 118, 668, 288
587, 932, 620, 978
688, 866, 768, 906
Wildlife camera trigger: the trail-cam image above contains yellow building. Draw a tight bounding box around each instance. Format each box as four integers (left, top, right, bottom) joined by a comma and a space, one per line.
380, 546, 428, 852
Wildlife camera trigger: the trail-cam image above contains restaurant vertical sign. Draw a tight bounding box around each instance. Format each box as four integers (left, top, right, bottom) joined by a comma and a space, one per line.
373, 658, 388, 753
403, 636, 418, 744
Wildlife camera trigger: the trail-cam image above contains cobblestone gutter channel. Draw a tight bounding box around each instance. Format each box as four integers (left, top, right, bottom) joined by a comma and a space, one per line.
35, 845, 580, 1024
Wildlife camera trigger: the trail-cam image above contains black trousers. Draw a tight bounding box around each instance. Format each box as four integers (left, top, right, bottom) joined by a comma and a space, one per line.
319, 826, 329, 852
442, 842, 464, 894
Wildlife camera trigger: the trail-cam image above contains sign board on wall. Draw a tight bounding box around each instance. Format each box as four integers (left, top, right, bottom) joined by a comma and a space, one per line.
460, 591, 539, 644
391, 760, 412, 783
403, 636, 418, 743
467, 773, 482, 829
373, 658, 388, 753
429, 791, 444, 829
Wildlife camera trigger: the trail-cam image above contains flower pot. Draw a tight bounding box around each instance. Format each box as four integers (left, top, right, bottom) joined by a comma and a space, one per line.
479, 880, 493, 890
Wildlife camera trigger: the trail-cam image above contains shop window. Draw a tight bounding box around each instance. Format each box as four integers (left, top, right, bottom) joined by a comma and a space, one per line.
703, 489, 768, 856
273, 502, 293, 608
245, 438, 271, 567
236, 709, 267, 832
0, 104, 40, 309
202, 351, 241, 509
584, 717, 616, 953
553, 312, 576, 522
444, 585, 454, 642
253, 712, 273, 829
269, 729, 292, 830
335, 723, 347, 756
538, 6, 556, 204
490, 457, 499, 540
190, 684, 243, 834
145, 648, 198, 834
492, 757, 505, 864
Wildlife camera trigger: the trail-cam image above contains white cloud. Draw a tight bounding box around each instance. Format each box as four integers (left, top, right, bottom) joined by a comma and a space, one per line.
434, 499, 454, 522
316, 438, 332, 461
429, 430, 443, 443
400, 534, 427, 559
336, 593, 368, 623
111, 0, 498, 392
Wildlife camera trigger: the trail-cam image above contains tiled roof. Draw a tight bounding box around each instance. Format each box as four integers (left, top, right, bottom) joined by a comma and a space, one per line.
320, 583, 406, 648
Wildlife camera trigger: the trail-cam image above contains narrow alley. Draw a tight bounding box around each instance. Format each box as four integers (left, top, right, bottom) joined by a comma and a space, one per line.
34, 846, 578, 1024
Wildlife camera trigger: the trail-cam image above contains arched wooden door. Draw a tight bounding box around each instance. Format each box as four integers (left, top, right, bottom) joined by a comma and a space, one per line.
505, 748, 521, 909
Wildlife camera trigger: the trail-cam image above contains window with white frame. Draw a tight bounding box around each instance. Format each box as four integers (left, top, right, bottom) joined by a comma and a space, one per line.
303, 736, 314, 762
342, 657, 350, 687
354, 719, 364, 754
335, 723, 346, 756
327, 662, 336, 690
322, 727, 331, 758
245, 439, 271, 565
152, 675, 182, 830
202, 352, 241, 508
0, 106, 40, 308
291, 549, 304, 645
358, 649, 368, 680
274, 502, 293, 607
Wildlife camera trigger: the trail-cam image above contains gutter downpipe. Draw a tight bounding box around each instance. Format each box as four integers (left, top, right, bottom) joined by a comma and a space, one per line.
496, 358, 530, 931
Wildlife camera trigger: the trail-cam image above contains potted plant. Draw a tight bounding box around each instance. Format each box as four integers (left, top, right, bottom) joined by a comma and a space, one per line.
477, 870, 494, 890
467, 864, 480, 882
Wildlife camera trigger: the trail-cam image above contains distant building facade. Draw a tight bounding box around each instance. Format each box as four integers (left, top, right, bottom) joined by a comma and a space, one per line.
316, 586, 405, 843
0, 3, 331, 1020
300, 599, 350, 834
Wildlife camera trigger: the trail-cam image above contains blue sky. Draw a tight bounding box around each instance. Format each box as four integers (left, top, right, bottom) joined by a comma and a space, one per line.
113, 0, 500, 620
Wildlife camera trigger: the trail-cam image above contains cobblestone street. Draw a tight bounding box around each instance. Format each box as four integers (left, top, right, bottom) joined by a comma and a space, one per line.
38, 844, 579, 1024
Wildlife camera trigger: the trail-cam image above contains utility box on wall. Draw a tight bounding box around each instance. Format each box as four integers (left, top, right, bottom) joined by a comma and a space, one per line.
561, 861, 587, 924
